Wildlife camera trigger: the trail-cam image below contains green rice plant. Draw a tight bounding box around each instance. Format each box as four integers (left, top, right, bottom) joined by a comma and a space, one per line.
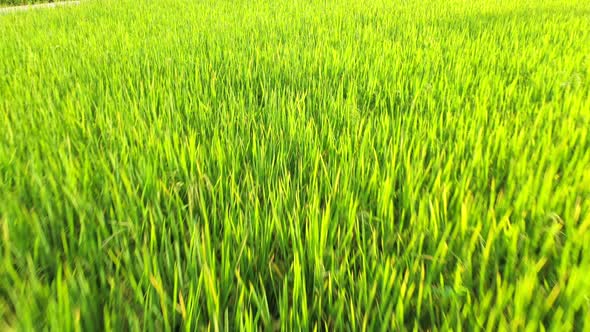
0, 0, 589, 330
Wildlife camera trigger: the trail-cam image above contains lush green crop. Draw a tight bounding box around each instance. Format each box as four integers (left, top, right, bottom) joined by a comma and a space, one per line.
1, 0, 589, 330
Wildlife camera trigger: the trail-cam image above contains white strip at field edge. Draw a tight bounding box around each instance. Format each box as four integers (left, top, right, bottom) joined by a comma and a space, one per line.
0, 1, 81, 14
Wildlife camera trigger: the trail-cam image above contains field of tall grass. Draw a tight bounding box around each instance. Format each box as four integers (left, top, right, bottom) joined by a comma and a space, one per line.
1, 0, 589, 330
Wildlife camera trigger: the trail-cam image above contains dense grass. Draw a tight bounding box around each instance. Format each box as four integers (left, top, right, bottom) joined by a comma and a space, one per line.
1, 0, 589, 330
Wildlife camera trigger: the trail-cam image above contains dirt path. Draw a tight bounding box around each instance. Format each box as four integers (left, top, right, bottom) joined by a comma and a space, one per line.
0, 1, 80, 14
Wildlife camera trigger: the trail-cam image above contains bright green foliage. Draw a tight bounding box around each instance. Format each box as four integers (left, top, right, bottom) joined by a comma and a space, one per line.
1, 0, 589, 330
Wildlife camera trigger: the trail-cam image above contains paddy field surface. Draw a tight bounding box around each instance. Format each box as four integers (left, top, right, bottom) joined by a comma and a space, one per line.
1, 0, 589, 330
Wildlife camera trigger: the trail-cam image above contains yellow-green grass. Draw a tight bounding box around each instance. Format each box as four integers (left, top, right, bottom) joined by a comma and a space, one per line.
1, 0, 589, 330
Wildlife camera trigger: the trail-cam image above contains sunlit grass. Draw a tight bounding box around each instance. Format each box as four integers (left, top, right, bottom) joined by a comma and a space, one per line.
1, 0, 589, 330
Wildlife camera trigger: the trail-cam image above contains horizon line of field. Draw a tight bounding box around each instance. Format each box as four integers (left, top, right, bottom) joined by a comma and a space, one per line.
0, 1, 80, 14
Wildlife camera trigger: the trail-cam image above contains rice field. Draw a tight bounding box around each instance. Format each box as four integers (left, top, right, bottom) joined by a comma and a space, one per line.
1, 0, 589, 330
